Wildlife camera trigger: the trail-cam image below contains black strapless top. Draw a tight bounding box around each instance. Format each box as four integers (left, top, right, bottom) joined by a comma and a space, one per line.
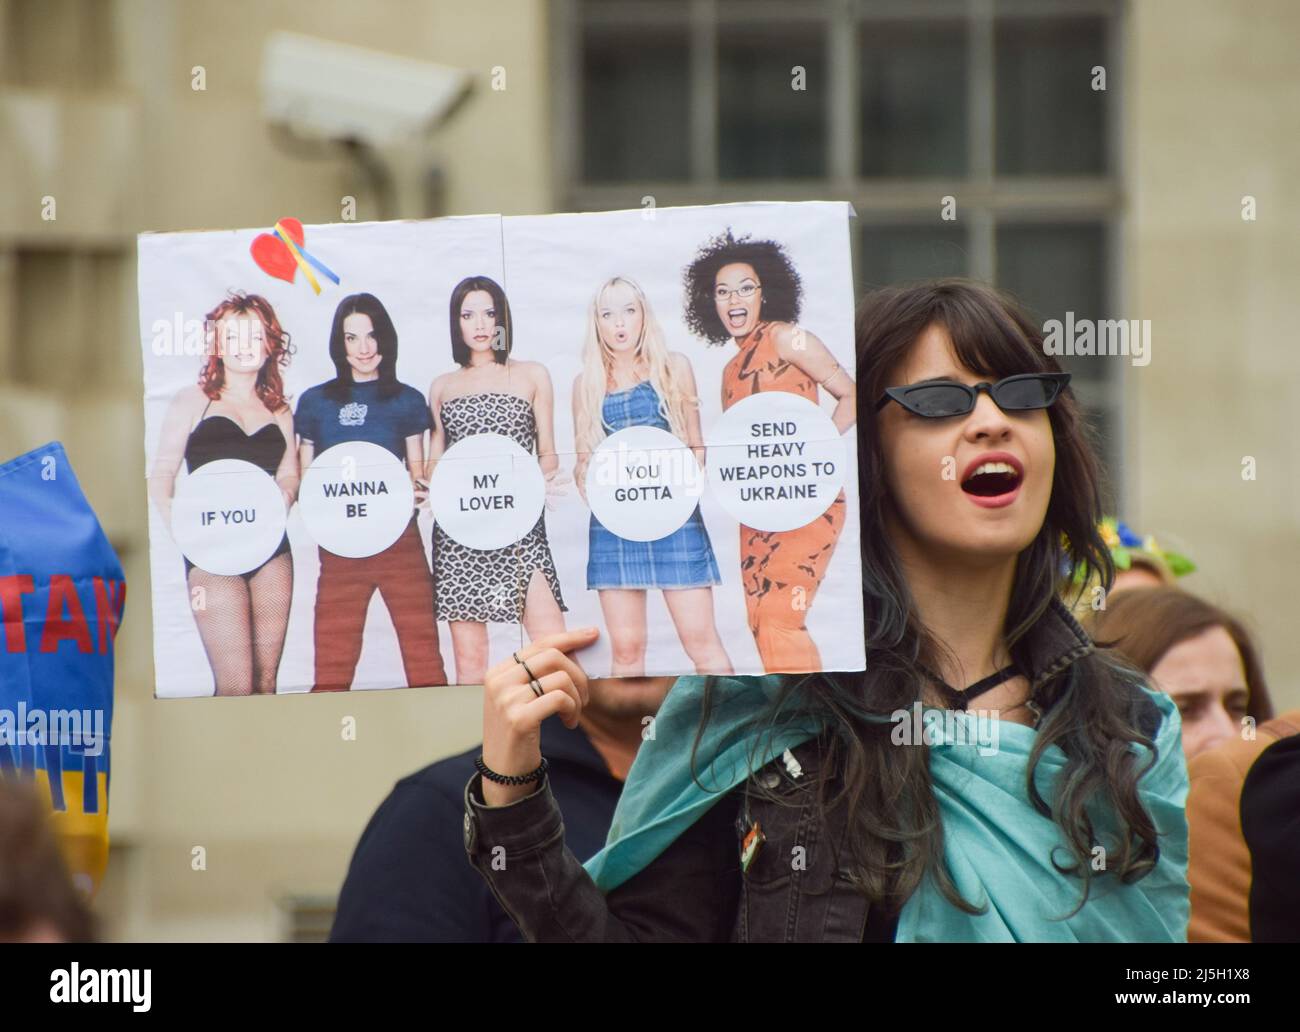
181, 404, 291, 574
184, 413, 285, 476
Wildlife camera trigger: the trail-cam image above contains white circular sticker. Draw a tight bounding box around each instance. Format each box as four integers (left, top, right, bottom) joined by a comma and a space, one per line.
705, 392, 846, 532
585, 426, 705, 542
171, 459, 288, 575
299, 441, 415, 558
429, 433, 546, 550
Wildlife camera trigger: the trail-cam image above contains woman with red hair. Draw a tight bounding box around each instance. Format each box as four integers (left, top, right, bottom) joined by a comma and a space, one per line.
148, 291, 300, 695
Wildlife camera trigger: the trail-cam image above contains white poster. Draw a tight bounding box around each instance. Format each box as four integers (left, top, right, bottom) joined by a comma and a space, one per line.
138, 201, 864, 696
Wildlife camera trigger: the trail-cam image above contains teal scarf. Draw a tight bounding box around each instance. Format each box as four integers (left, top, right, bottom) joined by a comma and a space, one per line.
583, 674, 1190, 942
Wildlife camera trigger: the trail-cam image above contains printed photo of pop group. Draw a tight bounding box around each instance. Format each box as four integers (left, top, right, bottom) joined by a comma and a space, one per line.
138, 201, 863, 697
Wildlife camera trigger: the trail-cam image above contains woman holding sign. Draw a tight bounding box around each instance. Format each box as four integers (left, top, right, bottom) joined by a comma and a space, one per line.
684, 230, 857, 673
426, 275, 569, 685
148, 292, 299, 696
463, 279, 1189, 943
296, 293, 447, 692
573, 276, 732, 677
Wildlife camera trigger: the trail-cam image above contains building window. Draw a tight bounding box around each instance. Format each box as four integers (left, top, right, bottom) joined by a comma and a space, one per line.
555, 0, 1125, 495
859, 18, 969, 178
581, 22, 692, 182
719, 25, 828, 179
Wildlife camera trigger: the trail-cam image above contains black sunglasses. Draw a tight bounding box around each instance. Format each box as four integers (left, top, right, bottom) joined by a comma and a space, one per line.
875, 372, 1071, 419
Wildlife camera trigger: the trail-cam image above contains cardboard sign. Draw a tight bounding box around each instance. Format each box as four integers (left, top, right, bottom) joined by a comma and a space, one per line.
138, 201, 865, 696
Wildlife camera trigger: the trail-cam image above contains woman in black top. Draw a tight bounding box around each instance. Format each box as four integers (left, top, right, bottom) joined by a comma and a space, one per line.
149, 292, 299, 696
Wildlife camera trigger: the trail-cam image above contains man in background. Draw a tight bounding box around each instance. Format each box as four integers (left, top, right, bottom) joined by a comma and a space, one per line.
330, 674, 674, 942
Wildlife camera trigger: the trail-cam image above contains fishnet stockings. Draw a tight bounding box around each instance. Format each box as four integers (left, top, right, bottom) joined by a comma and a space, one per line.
188, 553, 292, 695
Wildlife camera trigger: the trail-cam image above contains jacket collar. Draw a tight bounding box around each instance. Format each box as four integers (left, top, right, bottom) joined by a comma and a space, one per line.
1019, 595, 1095, 689
1014, 596, 1095, 723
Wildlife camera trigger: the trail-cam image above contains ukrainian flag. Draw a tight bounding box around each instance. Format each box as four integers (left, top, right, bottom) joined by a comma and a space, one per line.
0, 441, 124, 897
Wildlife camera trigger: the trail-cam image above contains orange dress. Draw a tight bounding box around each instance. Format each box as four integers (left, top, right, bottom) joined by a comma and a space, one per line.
721, 321, 847, 673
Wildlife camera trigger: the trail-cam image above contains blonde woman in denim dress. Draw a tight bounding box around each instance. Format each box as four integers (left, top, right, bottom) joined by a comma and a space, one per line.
573, 277, 732, 677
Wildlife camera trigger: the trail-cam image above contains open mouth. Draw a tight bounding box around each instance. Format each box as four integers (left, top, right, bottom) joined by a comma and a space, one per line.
960, 455, 1025, 507
726, 307, 748, 327
962, 462, 1021, 497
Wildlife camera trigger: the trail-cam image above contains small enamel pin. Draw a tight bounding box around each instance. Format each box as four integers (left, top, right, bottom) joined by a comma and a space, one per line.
740, 819, 766, 874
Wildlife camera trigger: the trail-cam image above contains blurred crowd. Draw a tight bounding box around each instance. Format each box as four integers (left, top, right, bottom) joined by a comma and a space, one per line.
1080, 520, 1296, 942
5, 507, 1295, 944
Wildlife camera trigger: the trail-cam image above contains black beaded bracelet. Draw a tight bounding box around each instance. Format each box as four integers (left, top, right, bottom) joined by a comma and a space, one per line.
475, 754, 548, 786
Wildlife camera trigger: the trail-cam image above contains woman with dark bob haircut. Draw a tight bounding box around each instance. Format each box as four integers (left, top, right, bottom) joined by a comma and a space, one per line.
682, 229, 857, 674
426, 275, 568, 685
463, 279, 1190, 942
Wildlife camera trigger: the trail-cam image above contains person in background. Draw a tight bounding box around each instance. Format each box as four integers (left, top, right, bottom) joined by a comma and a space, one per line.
1088, 586, 1273, 760
1239, 731, 1300, 942
1096, 517, 1196, 595
1184, 708, 1299, 941
329, 675, 674, 942
1089, 584, 1289, 941
1068, 517, 1195, 610
0, 779, 95, 943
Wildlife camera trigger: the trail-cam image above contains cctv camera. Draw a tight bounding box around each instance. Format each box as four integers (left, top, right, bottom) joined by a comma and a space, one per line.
260, 32, 471, 148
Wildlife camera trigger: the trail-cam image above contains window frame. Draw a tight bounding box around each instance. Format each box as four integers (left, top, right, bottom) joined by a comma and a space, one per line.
551, 0, 1130, 507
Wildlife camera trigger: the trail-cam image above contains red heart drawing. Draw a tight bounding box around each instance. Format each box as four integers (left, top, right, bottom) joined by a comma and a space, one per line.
250, 218, 305, 283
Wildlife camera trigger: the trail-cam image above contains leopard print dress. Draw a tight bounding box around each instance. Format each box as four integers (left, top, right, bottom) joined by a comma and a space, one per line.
433, 391, 567, 623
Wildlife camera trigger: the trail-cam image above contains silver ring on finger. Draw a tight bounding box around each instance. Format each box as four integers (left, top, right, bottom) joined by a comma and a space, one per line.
529, 677, 545, 698
513, 650, 541, 686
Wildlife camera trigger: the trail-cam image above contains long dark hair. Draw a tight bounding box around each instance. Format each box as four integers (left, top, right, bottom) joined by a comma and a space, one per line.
324, 293, 401, 402
449, 275, 511, 366
692, 279, 1163, 918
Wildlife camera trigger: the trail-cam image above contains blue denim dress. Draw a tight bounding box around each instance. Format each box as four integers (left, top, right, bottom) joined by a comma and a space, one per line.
587, 380, 722, 590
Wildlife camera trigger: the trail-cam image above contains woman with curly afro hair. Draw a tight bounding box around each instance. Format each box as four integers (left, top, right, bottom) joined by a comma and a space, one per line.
683, 229, 857, 672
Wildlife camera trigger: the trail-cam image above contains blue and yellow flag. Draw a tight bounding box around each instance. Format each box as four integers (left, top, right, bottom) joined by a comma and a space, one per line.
0, 441, 125, 896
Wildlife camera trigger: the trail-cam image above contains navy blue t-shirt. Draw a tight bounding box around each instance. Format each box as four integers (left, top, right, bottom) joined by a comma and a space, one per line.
295, 378, 431, 461
329, 719, 622, 943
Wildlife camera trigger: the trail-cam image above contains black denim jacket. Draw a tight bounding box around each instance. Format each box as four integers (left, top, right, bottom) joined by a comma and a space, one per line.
462, 598, 1157, 942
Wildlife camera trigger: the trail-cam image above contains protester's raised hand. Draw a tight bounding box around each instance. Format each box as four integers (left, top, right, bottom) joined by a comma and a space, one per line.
480, 626, 599, 805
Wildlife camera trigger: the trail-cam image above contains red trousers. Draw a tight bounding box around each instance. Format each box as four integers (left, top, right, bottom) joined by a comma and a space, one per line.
312, 517, 447, 691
